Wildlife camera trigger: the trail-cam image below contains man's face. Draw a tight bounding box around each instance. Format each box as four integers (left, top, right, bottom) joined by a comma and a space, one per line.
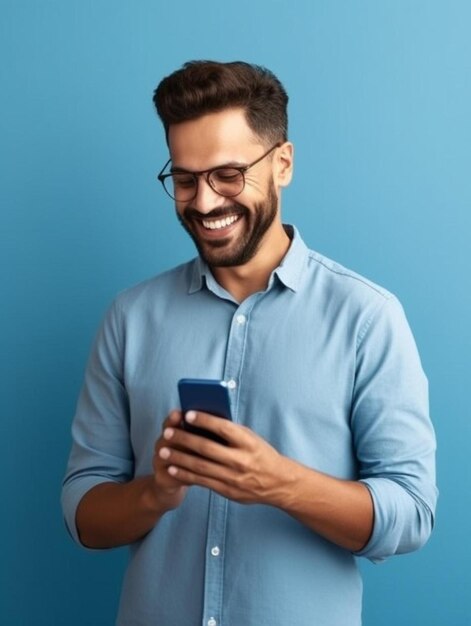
167, 109, 282, 268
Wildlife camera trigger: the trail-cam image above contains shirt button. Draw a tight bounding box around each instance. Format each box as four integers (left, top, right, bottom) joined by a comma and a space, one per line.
208, 619, 217, 626
227, 379, 237, 390
236, 314, 246, 325
211, 546, 220, 556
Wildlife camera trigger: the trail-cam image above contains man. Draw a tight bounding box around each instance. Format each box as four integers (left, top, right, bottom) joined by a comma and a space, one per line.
62, 60, 437, 626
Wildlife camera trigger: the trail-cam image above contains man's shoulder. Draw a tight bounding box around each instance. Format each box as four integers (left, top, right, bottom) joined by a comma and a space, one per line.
112, 259, 196, 313
304, 246, 395, 307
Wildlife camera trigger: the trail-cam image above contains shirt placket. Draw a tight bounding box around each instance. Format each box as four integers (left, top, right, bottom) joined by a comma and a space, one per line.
201, 298, 256, 626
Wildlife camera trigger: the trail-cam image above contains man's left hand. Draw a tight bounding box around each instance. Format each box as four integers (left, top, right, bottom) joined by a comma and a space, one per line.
158, 411, 291, 506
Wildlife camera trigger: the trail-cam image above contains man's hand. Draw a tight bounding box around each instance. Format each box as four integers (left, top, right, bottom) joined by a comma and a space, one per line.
159, 411, 374, 552
158, 410, 290, 506
76, 411, 189, 549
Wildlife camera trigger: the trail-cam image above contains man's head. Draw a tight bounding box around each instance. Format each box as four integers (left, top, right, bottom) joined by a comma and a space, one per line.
153, 61, 293, 269
153, 60, 288, 147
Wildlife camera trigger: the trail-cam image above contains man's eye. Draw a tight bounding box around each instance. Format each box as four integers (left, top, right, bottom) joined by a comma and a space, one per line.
212, 169, 241, 183
173, 175, 196, 188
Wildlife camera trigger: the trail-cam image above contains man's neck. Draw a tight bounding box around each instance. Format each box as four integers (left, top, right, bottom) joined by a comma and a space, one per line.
210, 224, 292, 302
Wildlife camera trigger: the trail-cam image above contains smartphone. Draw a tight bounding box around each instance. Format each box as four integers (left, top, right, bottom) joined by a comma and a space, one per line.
178, 378, 232, 444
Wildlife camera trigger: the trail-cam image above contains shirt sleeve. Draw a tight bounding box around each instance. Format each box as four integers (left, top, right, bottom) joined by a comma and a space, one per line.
61, 299, 134, 546
351, 295, 438, 563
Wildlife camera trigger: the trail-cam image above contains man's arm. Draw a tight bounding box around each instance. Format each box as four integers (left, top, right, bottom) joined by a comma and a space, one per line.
63, 302, 190, 550
269, 459, 374, 552
157, 411, 373, 552
75, 412, 187, 549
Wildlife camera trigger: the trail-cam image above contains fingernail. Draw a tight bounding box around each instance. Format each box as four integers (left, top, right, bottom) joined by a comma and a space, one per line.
185, 411, 197, 423
168, 466, 178, 476
163, 428, 174, 440
159, 447, 171, 459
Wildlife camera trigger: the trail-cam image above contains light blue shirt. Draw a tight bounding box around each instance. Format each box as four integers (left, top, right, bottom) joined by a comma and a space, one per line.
62, 226, 437, 626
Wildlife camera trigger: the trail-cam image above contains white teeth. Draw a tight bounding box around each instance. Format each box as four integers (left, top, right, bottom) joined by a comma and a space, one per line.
202, 215, 240, 230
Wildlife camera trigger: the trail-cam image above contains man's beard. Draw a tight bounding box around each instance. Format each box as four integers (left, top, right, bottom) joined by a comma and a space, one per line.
176, 180, 279, 268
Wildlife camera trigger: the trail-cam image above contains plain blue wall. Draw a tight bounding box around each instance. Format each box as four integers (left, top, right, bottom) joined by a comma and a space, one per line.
1, 1, 470, 624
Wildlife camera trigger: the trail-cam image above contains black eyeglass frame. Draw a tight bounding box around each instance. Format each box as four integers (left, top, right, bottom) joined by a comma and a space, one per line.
157, 142, 281, 202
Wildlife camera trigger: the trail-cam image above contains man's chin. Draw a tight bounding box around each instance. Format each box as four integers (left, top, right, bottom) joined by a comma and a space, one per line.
196, 241, 247, 268
198, 234, 233, 250
186, 222, 250, 267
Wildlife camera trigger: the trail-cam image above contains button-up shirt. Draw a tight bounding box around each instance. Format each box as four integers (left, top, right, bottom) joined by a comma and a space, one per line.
62, 226, 437, 626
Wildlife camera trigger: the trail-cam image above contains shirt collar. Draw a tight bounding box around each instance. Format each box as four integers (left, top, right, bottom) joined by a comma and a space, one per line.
188, 224, 308, 295
272, 225, 308, 292
188, 256, 208, 294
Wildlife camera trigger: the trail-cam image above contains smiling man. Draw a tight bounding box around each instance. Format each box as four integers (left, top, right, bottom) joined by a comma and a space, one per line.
62, 61, 437, 626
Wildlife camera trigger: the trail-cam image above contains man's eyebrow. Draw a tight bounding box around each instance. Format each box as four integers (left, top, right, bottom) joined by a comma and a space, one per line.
169, 166, 193, 174
170, 160, 248, 174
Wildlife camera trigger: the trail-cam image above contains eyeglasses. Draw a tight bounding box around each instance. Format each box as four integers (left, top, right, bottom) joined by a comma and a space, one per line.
157, 143, 280, 202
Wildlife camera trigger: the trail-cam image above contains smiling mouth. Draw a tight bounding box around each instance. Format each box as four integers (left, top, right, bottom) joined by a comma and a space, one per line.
201, 214, 242, 231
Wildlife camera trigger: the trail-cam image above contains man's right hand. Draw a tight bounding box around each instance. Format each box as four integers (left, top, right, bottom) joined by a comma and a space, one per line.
75, 410, 188, 549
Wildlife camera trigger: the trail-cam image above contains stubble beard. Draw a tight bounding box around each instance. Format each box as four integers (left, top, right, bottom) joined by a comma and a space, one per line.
177, 180, 279, 268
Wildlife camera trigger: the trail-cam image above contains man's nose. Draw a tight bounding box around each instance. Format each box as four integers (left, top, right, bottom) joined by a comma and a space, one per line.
191, 175, 225, 214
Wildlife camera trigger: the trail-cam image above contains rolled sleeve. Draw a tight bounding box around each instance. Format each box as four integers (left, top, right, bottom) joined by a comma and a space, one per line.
61, 300, 134, 546
351, 296, 438, 562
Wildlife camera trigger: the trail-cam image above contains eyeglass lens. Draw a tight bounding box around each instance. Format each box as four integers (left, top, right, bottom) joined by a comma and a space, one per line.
165, 167, 245, 202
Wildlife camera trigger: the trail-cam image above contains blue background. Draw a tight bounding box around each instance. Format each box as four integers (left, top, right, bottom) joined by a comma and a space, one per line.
1, 1, 470, 624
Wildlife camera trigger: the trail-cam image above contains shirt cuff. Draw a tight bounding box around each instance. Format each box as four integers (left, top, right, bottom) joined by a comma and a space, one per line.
354, 477, 435, 563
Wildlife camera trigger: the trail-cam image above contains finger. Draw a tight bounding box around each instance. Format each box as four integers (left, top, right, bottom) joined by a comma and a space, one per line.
183, 411, 249, 446
154, 411, 183, 453
159, 445, 239, 485
165, 410, 183, 428
162, 424, 238, 465
152, 443, 187, 490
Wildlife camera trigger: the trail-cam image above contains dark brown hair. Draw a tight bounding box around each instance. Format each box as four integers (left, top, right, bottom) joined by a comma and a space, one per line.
153, 60, 288, 145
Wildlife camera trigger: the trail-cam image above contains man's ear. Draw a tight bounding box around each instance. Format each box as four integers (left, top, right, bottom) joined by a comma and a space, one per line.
274, 142, 294, 188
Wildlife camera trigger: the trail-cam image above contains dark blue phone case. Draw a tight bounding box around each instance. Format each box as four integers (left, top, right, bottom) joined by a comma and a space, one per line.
178, 378, 232, 444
